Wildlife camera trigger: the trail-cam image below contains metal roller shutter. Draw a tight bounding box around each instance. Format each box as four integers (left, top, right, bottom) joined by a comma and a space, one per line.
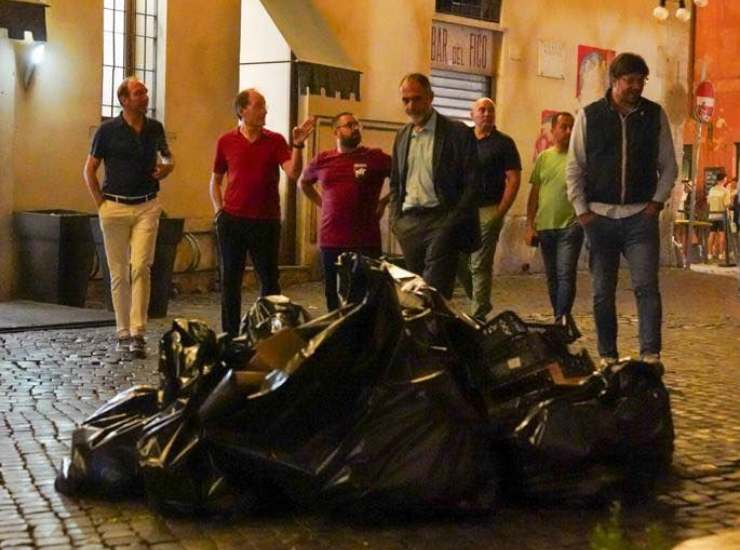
431, 69, 492, 124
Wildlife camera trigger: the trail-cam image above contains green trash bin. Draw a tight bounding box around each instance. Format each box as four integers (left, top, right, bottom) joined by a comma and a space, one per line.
13, 210, 95, 307
90, 216, 184, 318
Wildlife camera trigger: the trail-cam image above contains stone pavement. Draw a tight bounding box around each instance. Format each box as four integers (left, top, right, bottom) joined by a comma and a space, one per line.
0, 267, 738, 549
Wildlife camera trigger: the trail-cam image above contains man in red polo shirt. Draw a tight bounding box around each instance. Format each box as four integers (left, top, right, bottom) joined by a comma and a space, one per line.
300, 112, 391, 310
209, 88, 314, 336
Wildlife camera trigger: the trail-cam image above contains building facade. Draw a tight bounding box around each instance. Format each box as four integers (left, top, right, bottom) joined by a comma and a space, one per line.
0, 0, 692, 299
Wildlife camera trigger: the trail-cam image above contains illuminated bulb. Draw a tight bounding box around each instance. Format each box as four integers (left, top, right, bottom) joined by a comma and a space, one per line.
676, 7, 691, 21
653, 5, 670, 19
30, 43, 45, 65
694, 0, 708, 7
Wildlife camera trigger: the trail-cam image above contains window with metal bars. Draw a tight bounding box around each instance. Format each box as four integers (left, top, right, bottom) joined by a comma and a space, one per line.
101, 0, 158, 119
435, 0, 502, 23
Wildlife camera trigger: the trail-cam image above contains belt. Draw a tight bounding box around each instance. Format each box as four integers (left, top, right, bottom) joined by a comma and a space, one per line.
103, 192, 157, 205
401, 205, 444, 216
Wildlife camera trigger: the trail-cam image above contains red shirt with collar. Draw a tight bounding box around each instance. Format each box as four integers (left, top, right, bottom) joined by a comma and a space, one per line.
302, 147, 391, 248
213, 128, 291, 220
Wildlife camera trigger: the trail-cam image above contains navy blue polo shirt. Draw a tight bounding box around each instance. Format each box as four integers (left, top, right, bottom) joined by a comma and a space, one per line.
475, 127, 521, 206
90, 114, 171, 197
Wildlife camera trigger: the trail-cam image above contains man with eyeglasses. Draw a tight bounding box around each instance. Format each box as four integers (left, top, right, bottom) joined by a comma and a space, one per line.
300, 113, 391, 310
84, 77, 174, 358
566, 52, 678, 368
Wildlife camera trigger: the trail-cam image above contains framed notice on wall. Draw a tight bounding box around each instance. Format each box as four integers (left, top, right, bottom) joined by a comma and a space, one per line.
538, 40, 565, 79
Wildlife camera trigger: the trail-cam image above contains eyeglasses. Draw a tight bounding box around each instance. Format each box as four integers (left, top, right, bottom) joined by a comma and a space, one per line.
618, 75, 648, 86
336, 121, 361, 130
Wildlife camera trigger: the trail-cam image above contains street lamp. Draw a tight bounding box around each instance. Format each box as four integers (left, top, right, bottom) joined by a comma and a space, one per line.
653, 0, 670, 20
653, 0, 709, 22
676, 0, 691, 21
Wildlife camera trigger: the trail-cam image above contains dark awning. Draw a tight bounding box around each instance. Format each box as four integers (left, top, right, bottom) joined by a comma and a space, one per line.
259, 0, 362, 100
0, 0, 49, 42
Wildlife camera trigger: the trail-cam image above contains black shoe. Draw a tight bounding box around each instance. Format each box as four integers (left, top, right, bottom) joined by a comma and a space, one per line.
130, 336, 147, 359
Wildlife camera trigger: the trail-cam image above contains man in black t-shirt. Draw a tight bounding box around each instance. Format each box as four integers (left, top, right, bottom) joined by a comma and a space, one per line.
83, 77, 174, 358
457, 97, 522, 321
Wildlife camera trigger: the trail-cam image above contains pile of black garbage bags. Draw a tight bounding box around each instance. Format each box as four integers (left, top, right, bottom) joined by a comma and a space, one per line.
55, 254, 674, 516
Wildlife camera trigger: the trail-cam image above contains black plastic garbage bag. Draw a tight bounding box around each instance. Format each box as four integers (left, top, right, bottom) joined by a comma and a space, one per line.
55, 254, 673, 516
158, 318, 223, 405
315, 370, 498, 516
240, 294, 311, 345
501, 360, 674, 502
141, 256, 501, 516
55, 385, 160, 496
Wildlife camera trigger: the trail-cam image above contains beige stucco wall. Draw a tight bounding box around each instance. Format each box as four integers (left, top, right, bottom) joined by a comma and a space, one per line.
160, 0, 241, 219
12, 0, 240, 218
0, 33, 16, 299
2, 0, 691, 298
12, 0, 102, 213
3, 0, 240, 297
309, 0, 691, 273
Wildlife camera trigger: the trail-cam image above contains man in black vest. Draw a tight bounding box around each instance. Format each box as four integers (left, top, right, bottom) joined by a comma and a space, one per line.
566, 53, 677, 367
389, 73, 480, 298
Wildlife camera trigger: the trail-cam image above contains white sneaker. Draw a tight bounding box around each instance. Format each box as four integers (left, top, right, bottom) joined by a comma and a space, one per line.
599, 356, 619, 369
640, 353, 661, 364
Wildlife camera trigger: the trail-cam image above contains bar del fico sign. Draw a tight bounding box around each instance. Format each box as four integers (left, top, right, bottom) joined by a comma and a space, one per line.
431, 21, 494, 76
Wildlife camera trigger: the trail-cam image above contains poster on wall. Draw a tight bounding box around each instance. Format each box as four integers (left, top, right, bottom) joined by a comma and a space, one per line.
576, 45, 615, 107
533, 110, 559, 161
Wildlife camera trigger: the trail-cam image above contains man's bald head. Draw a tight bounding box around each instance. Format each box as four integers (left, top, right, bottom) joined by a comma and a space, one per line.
471, 97, 496, 133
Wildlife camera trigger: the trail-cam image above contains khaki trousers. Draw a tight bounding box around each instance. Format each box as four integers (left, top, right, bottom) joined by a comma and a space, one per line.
98, 198, 161, 337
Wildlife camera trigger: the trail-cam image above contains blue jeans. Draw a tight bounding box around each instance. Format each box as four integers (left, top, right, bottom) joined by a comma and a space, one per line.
584, 212, 662, 359
538, 223, 584, 320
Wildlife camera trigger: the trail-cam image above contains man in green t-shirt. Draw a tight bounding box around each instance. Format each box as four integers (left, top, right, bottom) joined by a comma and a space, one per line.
525, 112, 583, 323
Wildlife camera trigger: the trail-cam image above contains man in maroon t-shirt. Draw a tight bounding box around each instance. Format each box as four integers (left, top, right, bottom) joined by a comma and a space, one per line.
209, 88, 314, 336
301, 112, 391, 310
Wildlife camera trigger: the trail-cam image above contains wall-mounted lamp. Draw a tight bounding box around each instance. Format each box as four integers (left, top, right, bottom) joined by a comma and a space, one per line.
17, 37, 45, 88
653, 0, 708, 22
0, 0, 49, 89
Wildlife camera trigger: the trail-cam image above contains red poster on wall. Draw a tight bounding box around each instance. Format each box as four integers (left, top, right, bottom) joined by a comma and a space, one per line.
576, 45, 615, 106
533, 110, 559, 161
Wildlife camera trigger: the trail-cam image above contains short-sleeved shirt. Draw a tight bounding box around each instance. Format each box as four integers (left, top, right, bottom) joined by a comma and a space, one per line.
213, 128, 291, 220
530, 147, 577, 231
707, 184, 730, 221
90, 114, 171, 197
302, 147, 391, 248
476, 127, 522, 206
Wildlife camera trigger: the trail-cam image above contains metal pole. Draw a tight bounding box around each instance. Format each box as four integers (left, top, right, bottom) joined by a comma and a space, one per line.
686, 121, 703, 268
686, 62, 708, 269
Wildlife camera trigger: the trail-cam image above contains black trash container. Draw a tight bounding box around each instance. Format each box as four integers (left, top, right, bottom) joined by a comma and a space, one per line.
13, 210, 95, 307
90, 216, 184, 318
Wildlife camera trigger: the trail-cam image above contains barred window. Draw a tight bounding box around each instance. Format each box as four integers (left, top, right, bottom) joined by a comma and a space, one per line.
435, 0, 502, 23
101, 0, 158, 119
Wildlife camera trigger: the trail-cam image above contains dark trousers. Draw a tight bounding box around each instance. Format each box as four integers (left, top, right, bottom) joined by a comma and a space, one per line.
216, 212, 281, 336
584, 212, 661, 359
320, 247, 382, 311
391, 209, 459, 298
538, 223, 584, 320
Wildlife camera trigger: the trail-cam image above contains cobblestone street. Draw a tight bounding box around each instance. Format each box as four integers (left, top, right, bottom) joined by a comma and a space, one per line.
0, 267, 738, 549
